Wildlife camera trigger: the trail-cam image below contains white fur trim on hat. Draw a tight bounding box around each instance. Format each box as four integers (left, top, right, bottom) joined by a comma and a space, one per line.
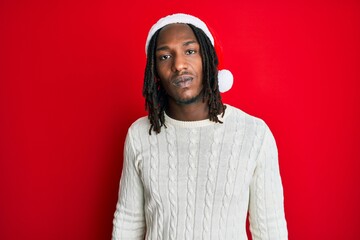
145, 13, 214, 54
145, 13, 233, 93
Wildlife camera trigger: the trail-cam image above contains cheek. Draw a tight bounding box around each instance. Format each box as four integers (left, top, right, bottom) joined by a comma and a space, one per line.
193, 57, 203, 75
196, 61, 203, 80
156, 63, 170, 79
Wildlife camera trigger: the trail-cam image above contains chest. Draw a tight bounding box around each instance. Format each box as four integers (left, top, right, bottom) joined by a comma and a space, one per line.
135, 125, 258, 201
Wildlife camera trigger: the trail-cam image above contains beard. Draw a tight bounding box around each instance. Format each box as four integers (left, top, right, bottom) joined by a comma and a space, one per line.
174, 91, 203, 105
170, 86, 204, 105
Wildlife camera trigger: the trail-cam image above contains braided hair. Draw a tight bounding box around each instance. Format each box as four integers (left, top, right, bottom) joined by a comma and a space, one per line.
143, 23, 226, 135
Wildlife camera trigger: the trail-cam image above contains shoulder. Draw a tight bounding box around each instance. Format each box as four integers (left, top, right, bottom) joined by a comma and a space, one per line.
224, 104, 277, 159
130, 116, 150, 129
224, 104, 268, 130
224, 104, 274, 146
123, 116, 151, 154
127, 116, 151, 136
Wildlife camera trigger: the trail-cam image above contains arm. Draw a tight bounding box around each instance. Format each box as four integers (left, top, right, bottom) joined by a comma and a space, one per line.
249, 125, 288, 240
112, 129, 146, 240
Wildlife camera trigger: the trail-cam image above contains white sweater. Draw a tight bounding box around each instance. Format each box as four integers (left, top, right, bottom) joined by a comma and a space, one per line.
112, 105, 287, 240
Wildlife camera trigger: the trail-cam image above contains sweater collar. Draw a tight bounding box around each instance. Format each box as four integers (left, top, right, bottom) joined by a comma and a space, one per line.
164, 104, 232, 128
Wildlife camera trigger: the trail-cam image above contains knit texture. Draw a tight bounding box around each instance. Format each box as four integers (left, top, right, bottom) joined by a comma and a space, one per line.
112, 104, 287, 240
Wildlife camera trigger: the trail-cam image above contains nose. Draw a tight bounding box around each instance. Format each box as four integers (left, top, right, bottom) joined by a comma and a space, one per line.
171, 53, 188, 72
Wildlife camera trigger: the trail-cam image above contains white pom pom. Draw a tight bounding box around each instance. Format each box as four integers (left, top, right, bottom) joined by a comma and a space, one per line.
218, 69, 233, 93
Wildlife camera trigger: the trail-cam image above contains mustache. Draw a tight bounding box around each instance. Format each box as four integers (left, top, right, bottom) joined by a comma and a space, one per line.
170, 71, 194, 87
171, 71, 193, 82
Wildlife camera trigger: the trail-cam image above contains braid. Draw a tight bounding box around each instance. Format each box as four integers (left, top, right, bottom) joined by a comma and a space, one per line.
143, 24, 226, 135
188, 24, 226, 123
143, 30, 167, 135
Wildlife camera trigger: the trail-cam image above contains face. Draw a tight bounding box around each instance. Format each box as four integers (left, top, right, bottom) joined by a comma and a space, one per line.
155, 24, 203, 105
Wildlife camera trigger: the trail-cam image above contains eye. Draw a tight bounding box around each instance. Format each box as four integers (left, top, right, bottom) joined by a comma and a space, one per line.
185, 49, 196, 55
159, 55, 171, 61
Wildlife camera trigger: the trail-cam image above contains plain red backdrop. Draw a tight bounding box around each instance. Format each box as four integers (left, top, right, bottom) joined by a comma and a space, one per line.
1, 0, 359, 239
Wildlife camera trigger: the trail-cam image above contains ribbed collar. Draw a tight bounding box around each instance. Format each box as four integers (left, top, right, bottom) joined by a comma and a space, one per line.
164, 104, 233, 128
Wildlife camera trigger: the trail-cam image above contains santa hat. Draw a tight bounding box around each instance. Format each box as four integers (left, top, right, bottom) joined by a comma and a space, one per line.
145, 13, 233, 93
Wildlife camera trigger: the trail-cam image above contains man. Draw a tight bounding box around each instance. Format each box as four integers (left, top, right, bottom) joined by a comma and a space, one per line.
112, 13, 287, 240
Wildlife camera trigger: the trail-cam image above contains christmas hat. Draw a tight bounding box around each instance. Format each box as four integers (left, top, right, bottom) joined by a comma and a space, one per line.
145, 13, 233, 93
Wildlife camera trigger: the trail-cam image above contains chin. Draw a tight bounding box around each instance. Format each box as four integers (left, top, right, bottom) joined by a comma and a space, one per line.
175, 93, 203, 105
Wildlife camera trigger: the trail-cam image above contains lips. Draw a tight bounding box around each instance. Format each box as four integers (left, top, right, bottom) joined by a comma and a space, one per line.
171, 75, 193, 88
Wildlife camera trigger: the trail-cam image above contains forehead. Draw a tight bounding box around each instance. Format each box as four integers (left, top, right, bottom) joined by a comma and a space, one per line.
157, 23, 197, 46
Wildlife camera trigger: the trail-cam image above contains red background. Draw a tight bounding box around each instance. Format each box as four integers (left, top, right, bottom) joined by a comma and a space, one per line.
1, 0, 359, 239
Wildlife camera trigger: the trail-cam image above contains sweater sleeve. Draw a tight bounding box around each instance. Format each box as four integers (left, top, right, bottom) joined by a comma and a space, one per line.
249, 125, 288, 240
112, 128, 146, 240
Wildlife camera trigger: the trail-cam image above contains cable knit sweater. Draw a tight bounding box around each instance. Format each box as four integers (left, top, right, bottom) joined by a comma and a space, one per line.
112, 104, 287, 240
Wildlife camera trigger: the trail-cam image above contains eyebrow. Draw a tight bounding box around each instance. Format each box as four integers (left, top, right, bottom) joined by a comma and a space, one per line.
183, 40, 198, 46
156, 40, 198, 52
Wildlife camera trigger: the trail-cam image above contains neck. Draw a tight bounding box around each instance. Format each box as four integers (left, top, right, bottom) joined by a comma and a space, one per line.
166, 99, 209, 121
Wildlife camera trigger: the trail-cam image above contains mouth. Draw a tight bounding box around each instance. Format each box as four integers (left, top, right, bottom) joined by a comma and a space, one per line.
171, 75, 193, 88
